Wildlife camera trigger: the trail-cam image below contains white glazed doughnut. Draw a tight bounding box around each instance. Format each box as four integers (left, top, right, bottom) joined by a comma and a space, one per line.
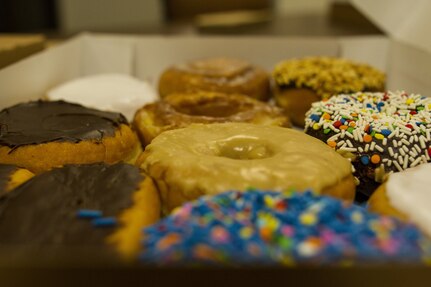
47, 74, 158, 121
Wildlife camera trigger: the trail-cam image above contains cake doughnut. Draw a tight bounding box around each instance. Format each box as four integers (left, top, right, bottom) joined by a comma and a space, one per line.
47, 74, 158, 121
158, 57, 270, 101
272, 57, 385, 126
140, 190, 430, 265
137, 122, 355, 213
305, 91, 431, 203
0, 164, 33, 197
0, 100, 142, 173
369, 163, 431, 236
0, 163, 160, 260
133, 92, 291, 146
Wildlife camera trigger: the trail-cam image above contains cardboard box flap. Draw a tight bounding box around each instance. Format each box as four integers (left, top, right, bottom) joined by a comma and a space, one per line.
352, 0, 431, 54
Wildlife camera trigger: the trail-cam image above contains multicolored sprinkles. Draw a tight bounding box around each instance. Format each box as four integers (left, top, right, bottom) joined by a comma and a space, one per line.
139, 190, 430, 265
305, 91, 431, 181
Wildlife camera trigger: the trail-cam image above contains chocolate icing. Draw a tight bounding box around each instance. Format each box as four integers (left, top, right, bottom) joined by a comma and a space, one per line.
0, 163, 143, 245
0, 164, 18, 196
0, 100, 128, 149
306, 129, 391, 203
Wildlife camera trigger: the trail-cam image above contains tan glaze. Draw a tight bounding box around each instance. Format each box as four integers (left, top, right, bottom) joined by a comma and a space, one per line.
158, 57, 270, 101
109, 176, 161, 260
133, 92, 291, 146
274, 87, 320, 127
368, 184, 409, 221
0, 125, 141, 174
137, 123, 355, 214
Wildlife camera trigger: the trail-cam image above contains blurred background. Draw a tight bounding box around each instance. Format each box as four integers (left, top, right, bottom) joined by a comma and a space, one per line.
0, 0, 383, 36
0, 0, 385, 69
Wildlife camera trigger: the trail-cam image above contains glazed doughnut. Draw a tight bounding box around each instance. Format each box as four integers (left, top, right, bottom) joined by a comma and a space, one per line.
137, 122, 356, 213
133, 92, 291, 146
140, 190, 429, 265
0, 163, 160, 260
47, 74, 158, 121
158, 57, 270, 101
0, 100, 141, 173
272, 57, 385, 126
369, 163, 431, 236
0, 164, 33, 197
305, 91, 431, 202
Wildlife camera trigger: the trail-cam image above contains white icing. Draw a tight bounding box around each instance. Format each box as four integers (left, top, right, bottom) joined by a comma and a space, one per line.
386, 163, 431, 236
47, 74, 158, 121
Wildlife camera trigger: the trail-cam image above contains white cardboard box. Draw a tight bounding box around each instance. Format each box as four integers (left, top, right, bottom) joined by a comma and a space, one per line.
1, 6, 431, 277
1, 32, 423, 110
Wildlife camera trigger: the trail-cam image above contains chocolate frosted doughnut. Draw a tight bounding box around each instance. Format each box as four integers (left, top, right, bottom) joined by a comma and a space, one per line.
158, 57, 270, 101
0, 163, 160, 259
133, 92, 290, 146
0, 100, 141, 173
305, 91, 431, 202
272, 57, 385, 126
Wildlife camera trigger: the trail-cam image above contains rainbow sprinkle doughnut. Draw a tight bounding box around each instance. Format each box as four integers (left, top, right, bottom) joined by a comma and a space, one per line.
139, 190, 430, 266
305, 91, 431, 202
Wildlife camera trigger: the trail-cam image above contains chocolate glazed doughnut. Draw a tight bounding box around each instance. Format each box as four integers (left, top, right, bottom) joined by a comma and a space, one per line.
305, 91, 431, 203
133, 92, 290, 146
158, 57, 270, 101
0, 100, 141, 173
0, 163, 160, 260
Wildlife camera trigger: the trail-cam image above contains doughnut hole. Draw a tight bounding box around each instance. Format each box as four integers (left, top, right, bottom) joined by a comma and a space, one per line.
215, 137, 274, 160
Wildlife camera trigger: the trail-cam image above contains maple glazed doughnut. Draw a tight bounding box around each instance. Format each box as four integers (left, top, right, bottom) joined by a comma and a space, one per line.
272, 57, 385, 126
158, 57, 270, 101
133, 92, 291, 146
305, 91, 431, 202
137, 122, 355, 213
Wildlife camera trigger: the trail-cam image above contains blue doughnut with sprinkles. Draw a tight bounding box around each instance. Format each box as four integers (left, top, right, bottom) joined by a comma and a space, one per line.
139, 190, 431, 266
304, 91, 431, 202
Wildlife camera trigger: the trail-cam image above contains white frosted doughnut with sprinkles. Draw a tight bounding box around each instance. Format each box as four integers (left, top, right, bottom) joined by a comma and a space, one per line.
305, 91, 431, 202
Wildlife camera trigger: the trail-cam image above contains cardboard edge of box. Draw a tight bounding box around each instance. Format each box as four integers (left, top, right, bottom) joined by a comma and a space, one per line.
0, 32, 429, 109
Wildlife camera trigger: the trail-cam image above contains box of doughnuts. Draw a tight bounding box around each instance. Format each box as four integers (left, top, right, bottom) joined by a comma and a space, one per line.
1, 7, 431, 283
